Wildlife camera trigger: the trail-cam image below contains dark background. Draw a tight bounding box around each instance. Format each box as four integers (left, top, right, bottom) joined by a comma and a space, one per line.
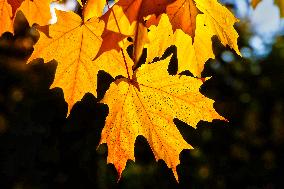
1, 3, 284, 189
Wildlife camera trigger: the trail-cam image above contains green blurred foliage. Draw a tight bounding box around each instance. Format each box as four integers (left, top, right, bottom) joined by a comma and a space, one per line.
0, 6, 284, 189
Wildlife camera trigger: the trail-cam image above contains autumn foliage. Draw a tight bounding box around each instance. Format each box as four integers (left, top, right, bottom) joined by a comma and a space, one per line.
1, 0, 242, 181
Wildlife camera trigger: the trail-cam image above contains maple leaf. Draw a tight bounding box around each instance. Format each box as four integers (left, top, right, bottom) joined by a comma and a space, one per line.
147, 14, 215, 76
28, 10, 129, 114
154, 0, 241, 59
194, 0, 241, 56
100, 55, 225, 181
106, 0, 240, 76
0, 0, 13, 35
165, 0, 241, 66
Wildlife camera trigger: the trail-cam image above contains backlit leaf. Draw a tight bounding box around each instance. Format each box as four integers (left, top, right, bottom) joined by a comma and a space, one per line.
147, 14, 215, 76
28, 10, 128, 114
100, 55, 225, 181
195, 0, 241, 55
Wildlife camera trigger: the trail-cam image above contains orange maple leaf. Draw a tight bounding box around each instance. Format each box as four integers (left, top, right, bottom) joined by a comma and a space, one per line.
28, 10, 129, 114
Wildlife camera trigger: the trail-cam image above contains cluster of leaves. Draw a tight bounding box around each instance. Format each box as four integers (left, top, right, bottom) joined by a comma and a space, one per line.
252, 0, 284, 17
0, 0, 241, 181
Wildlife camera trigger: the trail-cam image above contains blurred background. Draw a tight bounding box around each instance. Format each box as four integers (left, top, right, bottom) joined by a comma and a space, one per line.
0, 0, 284, 188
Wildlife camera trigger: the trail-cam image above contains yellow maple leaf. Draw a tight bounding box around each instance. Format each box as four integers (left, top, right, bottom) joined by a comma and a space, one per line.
164, 0, 241, 75
165, 0, 241, 60
28, 10, 129, 114
147, 14, 215, 76
195, 0, 241, 56
0, 0, 13, 35
100, 55, 225, 181
107, 0, 240, 76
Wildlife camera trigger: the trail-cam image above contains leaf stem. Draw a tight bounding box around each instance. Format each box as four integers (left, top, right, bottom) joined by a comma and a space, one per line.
121, 48, 131, 80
